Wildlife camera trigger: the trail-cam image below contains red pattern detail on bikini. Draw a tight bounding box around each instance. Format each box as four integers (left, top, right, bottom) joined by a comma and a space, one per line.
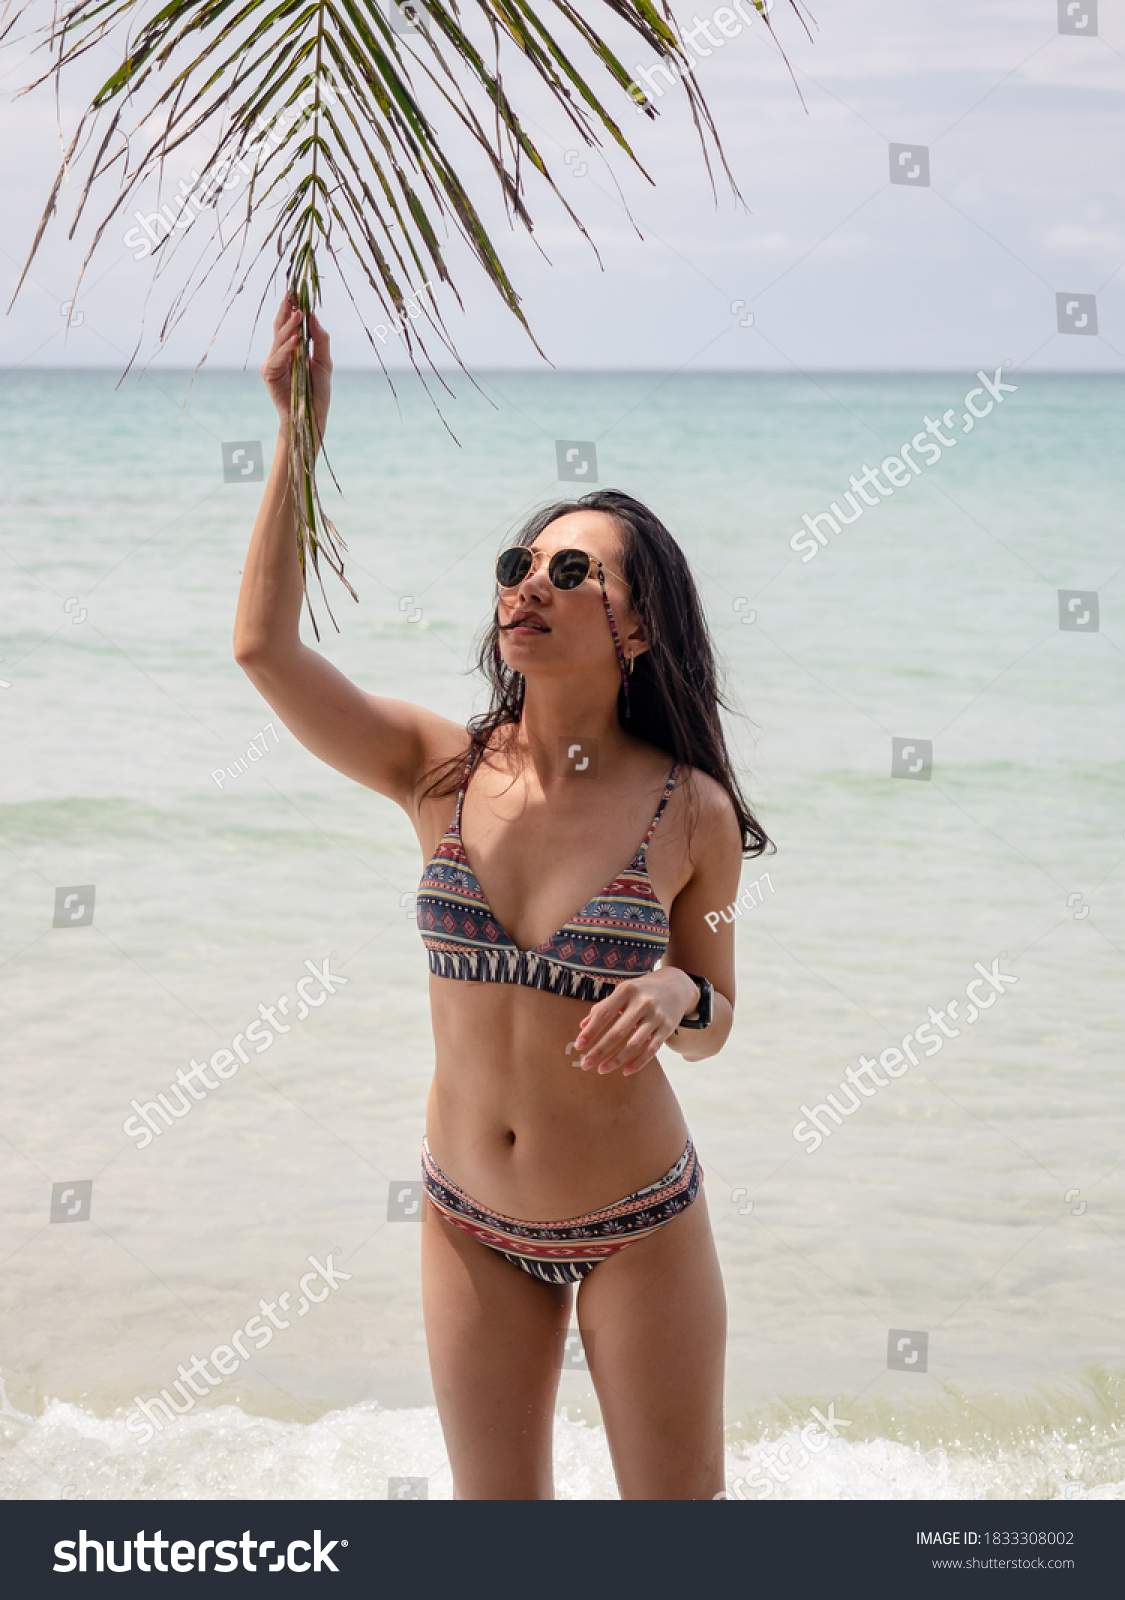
601, 871, 661, 901
434, 836, 467, 864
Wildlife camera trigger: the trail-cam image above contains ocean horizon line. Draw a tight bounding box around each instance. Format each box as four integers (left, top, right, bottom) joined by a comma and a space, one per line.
5, 364, 1123, 378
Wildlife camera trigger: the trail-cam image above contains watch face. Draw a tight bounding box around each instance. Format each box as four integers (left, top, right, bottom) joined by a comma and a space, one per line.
681, 975, 713, 1028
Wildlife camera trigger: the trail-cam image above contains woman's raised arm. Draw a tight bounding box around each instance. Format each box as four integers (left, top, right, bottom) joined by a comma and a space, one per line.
233, 298, 463, 813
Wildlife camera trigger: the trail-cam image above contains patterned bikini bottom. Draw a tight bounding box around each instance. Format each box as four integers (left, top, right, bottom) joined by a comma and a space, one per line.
420, 1134, 702, 1285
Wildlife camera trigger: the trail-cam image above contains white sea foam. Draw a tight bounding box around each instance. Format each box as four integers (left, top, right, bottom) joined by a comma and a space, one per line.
0, 1394, 617, 1501
2, 1388, 1123, 1502
725, 1426, 1125, 1502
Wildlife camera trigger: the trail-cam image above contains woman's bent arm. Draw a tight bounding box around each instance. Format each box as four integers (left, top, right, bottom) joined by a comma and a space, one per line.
233, 301, 464, 811
661, 773, 740, 1063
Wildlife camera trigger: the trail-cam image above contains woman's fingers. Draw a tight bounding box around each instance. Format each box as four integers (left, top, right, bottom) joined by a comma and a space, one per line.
310, 316, 332, 372
261, 299, 312, 419
620, 1029, 663, 1076
262, 300, 330, 434
580, 999, 656, 1070
574, 996, 624, 1055
273, 297, 299, 332
596, 1019, 664, 1075
578, 1012, 632, 1067
264, 310, 300, 361
261, 332, 299, 382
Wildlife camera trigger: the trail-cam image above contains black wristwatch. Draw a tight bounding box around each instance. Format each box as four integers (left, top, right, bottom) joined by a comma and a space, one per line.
678, 973, 714, 1030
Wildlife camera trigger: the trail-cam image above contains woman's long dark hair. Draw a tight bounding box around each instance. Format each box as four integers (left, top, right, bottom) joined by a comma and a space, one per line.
421, 489, 772, 858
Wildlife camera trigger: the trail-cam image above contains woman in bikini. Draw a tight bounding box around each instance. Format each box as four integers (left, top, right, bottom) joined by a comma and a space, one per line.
235, 299, 771, 1500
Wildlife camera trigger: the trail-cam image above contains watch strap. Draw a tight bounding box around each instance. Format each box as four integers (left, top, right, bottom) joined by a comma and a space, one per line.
678, 972, 713, 1030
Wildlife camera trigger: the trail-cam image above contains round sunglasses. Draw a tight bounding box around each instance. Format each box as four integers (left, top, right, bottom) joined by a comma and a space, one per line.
495, 543, 635, 719
495, 546, 625, 591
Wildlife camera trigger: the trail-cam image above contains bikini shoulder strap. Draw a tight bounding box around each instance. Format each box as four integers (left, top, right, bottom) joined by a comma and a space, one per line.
640, 759, 682, 851
451, 746, 480, 834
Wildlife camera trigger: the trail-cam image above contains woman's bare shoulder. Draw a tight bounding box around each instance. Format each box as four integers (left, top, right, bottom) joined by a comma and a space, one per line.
675, 764, 742, 856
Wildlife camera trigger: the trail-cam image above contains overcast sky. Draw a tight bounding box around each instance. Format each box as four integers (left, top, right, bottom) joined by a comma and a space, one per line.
1, 0, 1121, 371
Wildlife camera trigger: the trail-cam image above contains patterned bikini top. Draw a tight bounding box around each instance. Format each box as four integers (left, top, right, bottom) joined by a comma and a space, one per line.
417, 751, 681, 1005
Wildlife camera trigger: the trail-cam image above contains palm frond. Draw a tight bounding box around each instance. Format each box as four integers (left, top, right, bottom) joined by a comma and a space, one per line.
7, 0, 803, 634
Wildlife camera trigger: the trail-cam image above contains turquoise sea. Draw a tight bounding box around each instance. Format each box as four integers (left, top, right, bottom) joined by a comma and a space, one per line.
1, 366, 1123, 1498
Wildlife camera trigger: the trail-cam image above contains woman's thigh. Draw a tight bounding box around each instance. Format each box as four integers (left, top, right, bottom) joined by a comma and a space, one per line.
420, 1203, 573, 1499
575, 1189, 726, 1500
